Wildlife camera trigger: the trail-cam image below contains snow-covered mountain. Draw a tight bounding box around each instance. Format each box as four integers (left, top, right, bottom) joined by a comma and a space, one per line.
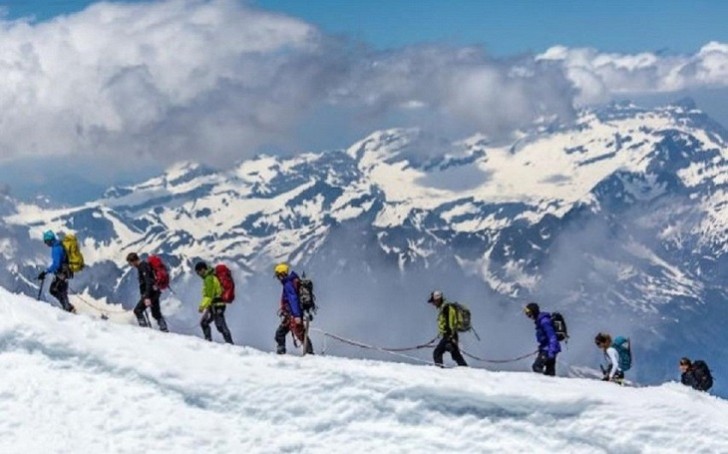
1, 287, 727, 453
3, 99, 727, 395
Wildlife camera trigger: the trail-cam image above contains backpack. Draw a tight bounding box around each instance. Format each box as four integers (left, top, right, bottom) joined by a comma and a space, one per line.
450, 302, 472, 333
61, 233, 85, 273
692, 360, 713, 391
611, 336, 632, 371
147, 255, 170, 291
551, 312, 569, 342
297, 274, 317, 314
214, 264, 235, 303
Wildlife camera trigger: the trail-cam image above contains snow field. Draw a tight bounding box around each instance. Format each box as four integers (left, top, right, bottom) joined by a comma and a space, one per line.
0, 287, 726, 453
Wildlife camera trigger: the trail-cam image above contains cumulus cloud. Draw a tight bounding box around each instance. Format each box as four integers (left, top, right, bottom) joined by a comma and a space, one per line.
0, 0, 578, 168
2, 0, 727, 173
538, 42, 728, 105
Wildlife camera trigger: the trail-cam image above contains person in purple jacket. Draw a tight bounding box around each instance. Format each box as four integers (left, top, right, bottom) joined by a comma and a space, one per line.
274, 263, 313, 355
524, 302, 560, 376
37, 230, 75, 313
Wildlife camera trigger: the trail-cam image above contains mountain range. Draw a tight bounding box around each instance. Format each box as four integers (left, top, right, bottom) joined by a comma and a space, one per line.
2, 98, 726, 395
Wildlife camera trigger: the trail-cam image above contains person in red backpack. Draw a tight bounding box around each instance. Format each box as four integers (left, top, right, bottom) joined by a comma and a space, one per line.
195, 261, 233, 344
126, 252, 168, 332
274, 263, 313, 355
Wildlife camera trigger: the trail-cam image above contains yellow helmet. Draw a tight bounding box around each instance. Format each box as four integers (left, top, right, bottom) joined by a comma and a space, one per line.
274, 263, 290, 276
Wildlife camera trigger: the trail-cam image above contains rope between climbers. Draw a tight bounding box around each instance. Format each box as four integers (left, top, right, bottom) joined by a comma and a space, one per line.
460, 349, 538, 364
68, 286, 128, 315
310, 328, 538, 365
309, 328, 437, 365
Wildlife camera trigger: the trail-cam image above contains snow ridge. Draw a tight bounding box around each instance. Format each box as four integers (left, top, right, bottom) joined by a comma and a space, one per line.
1, 287, 726, 453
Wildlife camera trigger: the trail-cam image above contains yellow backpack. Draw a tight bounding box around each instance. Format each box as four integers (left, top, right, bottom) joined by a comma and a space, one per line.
61, 233, 85, 273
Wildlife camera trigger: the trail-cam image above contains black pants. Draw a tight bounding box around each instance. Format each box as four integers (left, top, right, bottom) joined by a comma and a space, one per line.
201, 305, 233, 344
532, 351, 556, 376
134, 293, 168, 332
433, 336, 468, 367
275, 316, 313, 354
49, 275, 74, 312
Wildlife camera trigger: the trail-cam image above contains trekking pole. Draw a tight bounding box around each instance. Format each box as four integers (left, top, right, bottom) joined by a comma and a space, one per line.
470, 326, 482, 342
301, 318, 310, 357
36, 275, 46, 301
144, 308, 152, 329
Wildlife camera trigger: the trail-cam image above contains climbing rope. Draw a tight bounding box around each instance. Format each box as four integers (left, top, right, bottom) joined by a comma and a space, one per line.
309, 328, 438, 365
460, 348, 538, 364
68, 286, 129, 316
310, 329, 539, 366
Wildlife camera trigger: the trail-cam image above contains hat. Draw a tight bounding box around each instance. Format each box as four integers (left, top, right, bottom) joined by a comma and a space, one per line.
126, 252, 139, 263
194, 261, 208, 272
524, 302, 540, 316
42, 230, 56, 242
428, 290, 443, 303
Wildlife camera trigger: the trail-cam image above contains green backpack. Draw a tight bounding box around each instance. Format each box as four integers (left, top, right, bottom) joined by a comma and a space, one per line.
450, 302, 472, 332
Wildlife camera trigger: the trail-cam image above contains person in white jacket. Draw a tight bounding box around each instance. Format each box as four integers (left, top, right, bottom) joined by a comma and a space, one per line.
594, 332, 625, 382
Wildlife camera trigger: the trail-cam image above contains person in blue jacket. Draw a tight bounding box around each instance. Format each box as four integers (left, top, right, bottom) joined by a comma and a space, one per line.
274, 263, 313, 355
524, 302, 560, 376
37, 230, 75, 313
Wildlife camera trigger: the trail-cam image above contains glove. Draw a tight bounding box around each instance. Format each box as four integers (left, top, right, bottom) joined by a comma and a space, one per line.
144, 298, 152, 307
37, 271, 47, 280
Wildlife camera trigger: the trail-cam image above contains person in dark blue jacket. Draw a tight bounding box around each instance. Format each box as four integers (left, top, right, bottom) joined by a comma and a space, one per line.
524, 302, 560, 376
274, 263, 313, 355
37, 230, 75, 313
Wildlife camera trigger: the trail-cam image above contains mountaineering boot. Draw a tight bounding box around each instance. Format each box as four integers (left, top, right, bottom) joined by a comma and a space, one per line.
157, 317, 169, 333
223, 332, 233, 344
60, 296, 75, 313
136, 314, 149, 328
201, 323, 212, 341
276, 345, 286, 355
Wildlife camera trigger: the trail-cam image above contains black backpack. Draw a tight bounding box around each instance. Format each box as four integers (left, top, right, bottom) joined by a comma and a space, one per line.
297, 274, 317, 315
551, 312, 569, 342
692, 360, 713, 392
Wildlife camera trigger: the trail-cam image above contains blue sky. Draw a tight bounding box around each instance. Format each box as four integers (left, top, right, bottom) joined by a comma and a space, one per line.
5, 0, 728, 55
256, 0, 728, 55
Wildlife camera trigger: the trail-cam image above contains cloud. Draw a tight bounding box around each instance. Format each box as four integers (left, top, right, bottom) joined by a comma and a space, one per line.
538, 42, 728, 105
2, 0, 727, 173
0, 0, 577, 169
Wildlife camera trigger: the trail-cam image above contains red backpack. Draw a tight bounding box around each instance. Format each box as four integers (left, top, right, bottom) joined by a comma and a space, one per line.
147, 255, 170, 291
215, 263, 235, 303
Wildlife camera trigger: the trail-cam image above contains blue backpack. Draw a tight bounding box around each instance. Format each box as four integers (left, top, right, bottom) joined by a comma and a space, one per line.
612, 336, 632, 371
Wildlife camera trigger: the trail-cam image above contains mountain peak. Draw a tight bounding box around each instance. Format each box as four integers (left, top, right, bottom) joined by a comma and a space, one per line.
668, 96, 698, 111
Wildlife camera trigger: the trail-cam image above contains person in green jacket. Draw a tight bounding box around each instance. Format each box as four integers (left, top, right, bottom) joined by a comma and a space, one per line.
195, 261, 233, 344
429, 290, 467, 368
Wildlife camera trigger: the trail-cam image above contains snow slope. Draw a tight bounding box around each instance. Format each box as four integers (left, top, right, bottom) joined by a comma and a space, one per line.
1, 287, 726, 453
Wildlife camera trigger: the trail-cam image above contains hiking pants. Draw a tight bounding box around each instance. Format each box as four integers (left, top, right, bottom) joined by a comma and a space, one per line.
433, 336, 467, 367
532, 351, 556, 376
49, 274, 74, 312
275, 315, 313, 354
134, 292, 168, 332
200, 305, 233, 344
